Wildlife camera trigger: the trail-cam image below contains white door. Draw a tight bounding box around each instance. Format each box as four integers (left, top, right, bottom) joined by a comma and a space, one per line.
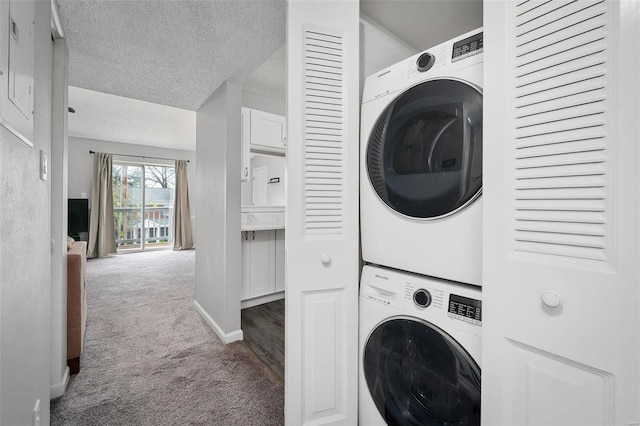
285, 0, 360, 425
252, 166, 267, 206
483, 1, 640, 425
0, 0, 35, 146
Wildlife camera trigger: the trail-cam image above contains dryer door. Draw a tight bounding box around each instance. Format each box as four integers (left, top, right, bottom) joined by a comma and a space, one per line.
366, 79, 482, 219
363, 317, 481, 426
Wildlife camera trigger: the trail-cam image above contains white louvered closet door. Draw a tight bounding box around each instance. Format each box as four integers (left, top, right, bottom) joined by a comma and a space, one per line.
483, 1, 640, 424
285, 1, 359, 425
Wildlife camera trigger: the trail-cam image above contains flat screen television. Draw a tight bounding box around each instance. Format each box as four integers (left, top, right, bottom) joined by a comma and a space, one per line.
68, 198, 89, 238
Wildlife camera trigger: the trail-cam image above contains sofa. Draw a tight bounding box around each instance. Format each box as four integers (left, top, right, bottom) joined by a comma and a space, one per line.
67, 238, 87, 374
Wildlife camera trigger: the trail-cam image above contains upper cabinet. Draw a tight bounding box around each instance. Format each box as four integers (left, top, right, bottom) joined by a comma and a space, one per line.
248, 108, 286, 152
241, 107, 287, 182
242, 106, 286, 152
0, 0, 35, 147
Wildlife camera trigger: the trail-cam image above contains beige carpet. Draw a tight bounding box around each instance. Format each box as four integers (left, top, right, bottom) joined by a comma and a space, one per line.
51, 249, 284, 426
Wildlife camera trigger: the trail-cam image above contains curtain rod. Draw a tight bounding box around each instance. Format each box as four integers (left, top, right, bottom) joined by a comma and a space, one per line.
89, 150, 189, 163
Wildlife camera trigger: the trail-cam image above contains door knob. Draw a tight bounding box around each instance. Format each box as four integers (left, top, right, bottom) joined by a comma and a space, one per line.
320, 253, 331, 266
541, 291, 561, 308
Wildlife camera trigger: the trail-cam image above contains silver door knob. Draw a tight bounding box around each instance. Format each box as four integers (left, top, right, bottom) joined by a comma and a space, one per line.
320, 254, 331, 266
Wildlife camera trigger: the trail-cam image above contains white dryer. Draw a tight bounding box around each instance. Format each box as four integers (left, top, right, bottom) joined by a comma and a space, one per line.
360, 29, 483, 286
359, 265, 482, 425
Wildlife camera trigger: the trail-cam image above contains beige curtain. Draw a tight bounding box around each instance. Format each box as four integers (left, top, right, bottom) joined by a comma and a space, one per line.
87, 153, 116, 258
173, 160, 193, 250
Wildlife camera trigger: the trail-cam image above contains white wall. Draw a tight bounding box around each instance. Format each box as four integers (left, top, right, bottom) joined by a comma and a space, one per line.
50, 37, 70, 400
0, 2, 53, 424
242, 90, 285, 116
68, 137, 197, 242
359, 13, 419, 94
195, 80, 242, 341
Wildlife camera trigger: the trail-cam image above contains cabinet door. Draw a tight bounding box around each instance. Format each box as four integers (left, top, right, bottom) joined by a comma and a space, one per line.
248, 230, 276, 298
275, 229, 285, 293
0, 0, 35, 146
241, 232, 250, 300
249, 109, 286, 151
241, 107, 250, 181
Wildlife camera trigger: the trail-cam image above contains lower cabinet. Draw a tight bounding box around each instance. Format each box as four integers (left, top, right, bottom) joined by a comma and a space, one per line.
275, 229, 285, 292
242, 229, 285, 306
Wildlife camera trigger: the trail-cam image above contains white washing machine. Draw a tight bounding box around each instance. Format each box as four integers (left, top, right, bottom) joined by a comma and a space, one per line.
360, 28, 483, 286
359, 265, 482, 426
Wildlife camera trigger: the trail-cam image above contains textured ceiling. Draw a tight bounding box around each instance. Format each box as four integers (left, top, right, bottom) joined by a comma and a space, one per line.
58, 0, 286, 111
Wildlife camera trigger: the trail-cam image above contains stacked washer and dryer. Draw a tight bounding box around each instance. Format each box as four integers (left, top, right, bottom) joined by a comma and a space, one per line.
359, 28, 484, 425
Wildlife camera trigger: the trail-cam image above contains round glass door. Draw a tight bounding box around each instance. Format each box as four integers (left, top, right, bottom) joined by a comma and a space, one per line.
366, 79, 482, 219
363, 317, 481, 426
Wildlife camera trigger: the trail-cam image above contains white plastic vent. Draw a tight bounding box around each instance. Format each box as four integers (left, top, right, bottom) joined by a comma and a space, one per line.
303, 27, 345, 236
512, 0, 609, 262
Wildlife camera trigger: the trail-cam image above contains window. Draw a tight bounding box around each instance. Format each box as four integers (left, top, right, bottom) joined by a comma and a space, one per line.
113, 163, 175, 251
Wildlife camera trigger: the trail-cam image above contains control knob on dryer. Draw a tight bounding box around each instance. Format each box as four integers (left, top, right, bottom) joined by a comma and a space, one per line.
413, 289, 432, 308
416, 52, 435, 72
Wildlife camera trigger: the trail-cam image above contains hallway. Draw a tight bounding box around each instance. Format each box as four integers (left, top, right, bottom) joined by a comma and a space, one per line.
51, 249, 283, 425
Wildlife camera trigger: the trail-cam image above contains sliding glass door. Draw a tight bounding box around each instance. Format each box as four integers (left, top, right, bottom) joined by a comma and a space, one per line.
113, 163, 175, 252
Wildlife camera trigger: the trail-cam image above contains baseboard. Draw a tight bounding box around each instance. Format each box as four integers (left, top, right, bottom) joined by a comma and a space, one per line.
193, 300, 244, 344
50, 366, 70, 400
241, 291, 285, 309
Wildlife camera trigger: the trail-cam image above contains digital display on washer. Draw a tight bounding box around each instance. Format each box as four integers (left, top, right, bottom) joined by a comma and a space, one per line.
448, 294, 482, 323
452, 32, 483, 62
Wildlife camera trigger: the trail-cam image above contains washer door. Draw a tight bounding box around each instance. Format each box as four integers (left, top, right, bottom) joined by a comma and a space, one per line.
366, 79, 482, 219
363, 317, 481, 425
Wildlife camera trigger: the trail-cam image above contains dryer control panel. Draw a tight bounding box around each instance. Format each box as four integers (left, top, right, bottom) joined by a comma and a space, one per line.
448, 293, 482, 325
452, 31, 483, 62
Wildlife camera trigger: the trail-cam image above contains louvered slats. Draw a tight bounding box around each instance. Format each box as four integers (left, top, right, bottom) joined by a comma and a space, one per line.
512, 0, 608, 262
304, 28, 345, 235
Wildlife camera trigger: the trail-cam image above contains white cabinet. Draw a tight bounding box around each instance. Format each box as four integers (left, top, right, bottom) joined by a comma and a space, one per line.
275, 229, 285, 293
241, 229, 285, 307
241, 107, 286, 158
250, 109, 286, 151
0, 0, 35, 147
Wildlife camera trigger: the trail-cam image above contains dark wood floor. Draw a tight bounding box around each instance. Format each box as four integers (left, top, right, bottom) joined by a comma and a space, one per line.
241, 299, 285, 382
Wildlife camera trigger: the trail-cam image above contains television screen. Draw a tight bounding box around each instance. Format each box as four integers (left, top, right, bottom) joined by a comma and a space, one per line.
68, 198, 89, 236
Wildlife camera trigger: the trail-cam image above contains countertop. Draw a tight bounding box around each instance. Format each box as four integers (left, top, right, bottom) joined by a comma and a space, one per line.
241, 205, 285, 213
241, 223, 285, 231
241, 206, 285, 231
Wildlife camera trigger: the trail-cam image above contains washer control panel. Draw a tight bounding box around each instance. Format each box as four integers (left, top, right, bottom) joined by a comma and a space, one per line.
361, 265, 482, 334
